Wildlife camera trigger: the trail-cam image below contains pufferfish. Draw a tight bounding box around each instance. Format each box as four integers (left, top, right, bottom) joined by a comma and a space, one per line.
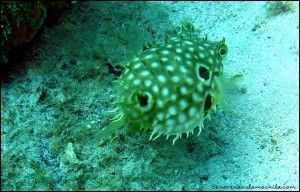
100, 23, 228, 144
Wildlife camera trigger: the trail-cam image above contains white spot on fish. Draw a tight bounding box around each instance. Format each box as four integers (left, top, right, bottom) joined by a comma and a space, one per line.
145, 80, 152, 87
208, 57, 213, 64
188, 47, 194, 52
166, 44, 173, 48
151, 62, 159, 68
133, 79, 141, 85
196, 83, 203, 92
166, 119, 176, 126
149, 48, 158, 52
189, 107, 196, 117
192, 92, 202, 102
184, 40, 193, 45
123, 69, 129, 75
180, 86, 188, 95
161, 57, 168, 62
179, 99, 188, 109
158, 75, 167, 83
186, 60, 193, 65
170, 94, 177, 101
128, 73, 134, 80
141, 70, 150, 77
175, 56, 183, 62
203, 43, 209, 47
176, 48, 183, 53
133, 63, 142, 69
171, 37, 180, 42
161, 50, 170, 55
171, 76, 180, 83
199, 53, 205, 59
162, 87, 169, 96
180, 66, 188, 73
156, 112, 164, 120
144, 54, 154, 59
168, 106, 177, 115
157, 99, 164, 108
178, 113, 186, 123
186, 77, 194, 85
185, 53, 192, 59
166, 65, 175, 72
152, 84, 159, 93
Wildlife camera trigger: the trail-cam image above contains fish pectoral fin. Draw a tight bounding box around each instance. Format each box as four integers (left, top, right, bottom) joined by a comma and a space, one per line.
98, 115, 126, 147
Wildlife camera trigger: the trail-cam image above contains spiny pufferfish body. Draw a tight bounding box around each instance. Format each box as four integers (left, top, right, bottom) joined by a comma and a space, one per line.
106, 23, 228, 144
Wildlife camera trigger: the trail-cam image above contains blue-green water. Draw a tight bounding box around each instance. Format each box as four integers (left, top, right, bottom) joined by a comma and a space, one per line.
1, 1, 299, 191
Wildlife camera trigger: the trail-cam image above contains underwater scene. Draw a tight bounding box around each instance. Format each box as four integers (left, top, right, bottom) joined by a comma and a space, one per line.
1, 1, 299, 191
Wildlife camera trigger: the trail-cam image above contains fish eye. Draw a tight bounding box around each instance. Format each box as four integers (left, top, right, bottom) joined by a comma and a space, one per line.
218, 43, 227, 57
198, 66, 209, 80
219, 48, 226, 56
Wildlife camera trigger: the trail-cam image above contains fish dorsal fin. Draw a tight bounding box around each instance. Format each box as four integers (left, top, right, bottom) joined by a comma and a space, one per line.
164, 21, 196, 43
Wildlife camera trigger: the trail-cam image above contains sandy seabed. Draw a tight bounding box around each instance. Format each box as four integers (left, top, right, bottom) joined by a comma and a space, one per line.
1, 1, 299, 191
